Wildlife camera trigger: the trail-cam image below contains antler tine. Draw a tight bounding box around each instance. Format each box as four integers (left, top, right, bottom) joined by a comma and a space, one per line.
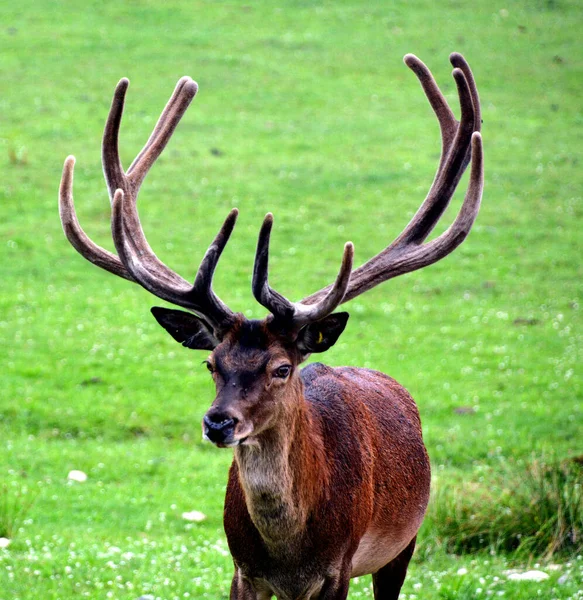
128, 77, 195, 177
395, 65, 475, 246
302, 53, 482, 308
102, 78, 129, 197
404, 54, 458, 163
111, 190, 237, 329
293, 241, 353, 325
59, 155, 135, 281
420, 132, 483, 260
111, 189, 190, 294
252, 213, 354, 328
191, 208, 239, 331
450, 52, 481, 137
126, 77, 199, 188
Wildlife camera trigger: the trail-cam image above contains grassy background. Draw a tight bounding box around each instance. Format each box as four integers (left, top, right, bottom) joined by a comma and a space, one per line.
0, 0, 581, 598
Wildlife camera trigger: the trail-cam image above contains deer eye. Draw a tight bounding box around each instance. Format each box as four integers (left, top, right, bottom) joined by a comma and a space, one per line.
203, 360, 214, 374
273, 365, 292, 379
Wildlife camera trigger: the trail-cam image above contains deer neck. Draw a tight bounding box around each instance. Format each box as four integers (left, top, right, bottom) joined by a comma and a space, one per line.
234, 379, 328, 544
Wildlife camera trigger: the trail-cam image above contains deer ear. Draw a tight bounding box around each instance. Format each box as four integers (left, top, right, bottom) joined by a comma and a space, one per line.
150, 307, 219, 350
296, 312, 349, 355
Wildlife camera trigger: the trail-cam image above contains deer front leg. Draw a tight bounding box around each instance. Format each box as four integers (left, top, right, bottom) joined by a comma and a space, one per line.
230, 568, 272, 600
317, 570, 351, 600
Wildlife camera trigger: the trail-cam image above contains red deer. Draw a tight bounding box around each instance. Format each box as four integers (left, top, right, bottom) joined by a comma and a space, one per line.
59, 53, 483, 599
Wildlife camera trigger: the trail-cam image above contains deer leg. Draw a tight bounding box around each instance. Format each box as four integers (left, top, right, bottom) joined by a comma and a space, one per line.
229, 569, 272, 600
371, 536, 416, 600
317, 571, 351, 600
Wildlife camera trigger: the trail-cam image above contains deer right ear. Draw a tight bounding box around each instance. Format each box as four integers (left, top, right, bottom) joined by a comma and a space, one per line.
296, 312, 349, 355
150, 307, 219, 350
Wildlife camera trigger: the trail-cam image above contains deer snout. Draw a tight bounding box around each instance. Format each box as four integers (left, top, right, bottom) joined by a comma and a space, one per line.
203, 411, 239, 446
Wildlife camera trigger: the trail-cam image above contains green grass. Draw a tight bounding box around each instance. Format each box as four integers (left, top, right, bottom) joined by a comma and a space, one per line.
0, 0, 582, 598
428, 457, 583, 558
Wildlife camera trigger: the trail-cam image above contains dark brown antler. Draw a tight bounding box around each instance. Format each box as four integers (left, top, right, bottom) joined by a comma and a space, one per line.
59, 77, 237, 333
252, 213, 354, 327
60, 53, 483, 336
298, 52, 484, 307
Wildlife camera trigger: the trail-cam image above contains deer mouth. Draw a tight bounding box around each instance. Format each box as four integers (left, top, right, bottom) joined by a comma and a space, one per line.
203, 417, 254, 448
207, 435, 251, 449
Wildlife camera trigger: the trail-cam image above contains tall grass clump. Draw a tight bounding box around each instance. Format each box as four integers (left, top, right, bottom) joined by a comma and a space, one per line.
0, 483, 36, 540
428, 457, 583, 559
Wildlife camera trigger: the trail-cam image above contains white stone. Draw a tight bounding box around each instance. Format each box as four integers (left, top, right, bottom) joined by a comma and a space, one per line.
67, 470, 88, 482
181, 510, 206, 522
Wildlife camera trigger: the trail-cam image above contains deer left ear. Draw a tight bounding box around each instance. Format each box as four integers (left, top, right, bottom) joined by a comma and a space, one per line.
296, 312, 349, 355
151, 307, 219, 350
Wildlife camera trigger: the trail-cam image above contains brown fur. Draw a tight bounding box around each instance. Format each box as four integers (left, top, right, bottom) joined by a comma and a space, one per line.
203, 319, 430, 599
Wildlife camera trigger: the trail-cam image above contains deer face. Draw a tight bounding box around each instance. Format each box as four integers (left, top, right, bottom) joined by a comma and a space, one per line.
151, 310, 349, 447
203, 320, 296, 447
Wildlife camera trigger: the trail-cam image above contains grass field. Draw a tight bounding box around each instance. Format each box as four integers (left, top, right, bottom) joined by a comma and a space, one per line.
0, 0, 582, 598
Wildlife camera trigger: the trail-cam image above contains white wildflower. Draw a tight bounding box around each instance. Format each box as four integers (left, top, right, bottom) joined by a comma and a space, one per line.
181, 510, 206, 522
67, 470, 87, 482
0, 538, 11, 549
457, 567, 468, 575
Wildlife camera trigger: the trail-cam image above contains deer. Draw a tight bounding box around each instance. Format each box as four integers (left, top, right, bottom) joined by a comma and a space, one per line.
59, 52, 483, 599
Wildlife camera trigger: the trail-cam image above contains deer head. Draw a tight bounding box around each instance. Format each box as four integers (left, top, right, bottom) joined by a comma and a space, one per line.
59, 53, 483, 449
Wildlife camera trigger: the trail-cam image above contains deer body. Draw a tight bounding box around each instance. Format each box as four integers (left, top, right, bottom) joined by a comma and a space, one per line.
224, 358, 430, 599
59, 53, 483, 599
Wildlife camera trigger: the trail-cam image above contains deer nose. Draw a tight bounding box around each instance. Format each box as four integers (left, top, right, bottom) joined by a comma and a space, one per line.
203, 412, 238, 444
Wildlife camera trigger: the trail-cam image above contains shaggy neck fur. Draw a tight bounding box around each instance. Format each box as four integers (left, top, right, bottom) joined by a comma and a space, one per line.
234, 376, 329, 548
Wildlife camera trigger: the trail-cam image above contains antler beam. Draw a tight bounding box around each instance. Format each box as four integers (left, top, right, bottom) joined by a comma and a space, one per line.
60, 53, 483, 336
59, 77, 237, 333
300, 52, 484, 308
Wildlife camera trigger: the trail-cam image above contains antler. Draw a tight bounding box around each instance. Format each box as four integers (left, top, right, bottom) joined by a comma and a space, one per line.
60, 53, 483, 338
252, 53, 483, 328
252, 213, 354, 327
59, 77, 237, 334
